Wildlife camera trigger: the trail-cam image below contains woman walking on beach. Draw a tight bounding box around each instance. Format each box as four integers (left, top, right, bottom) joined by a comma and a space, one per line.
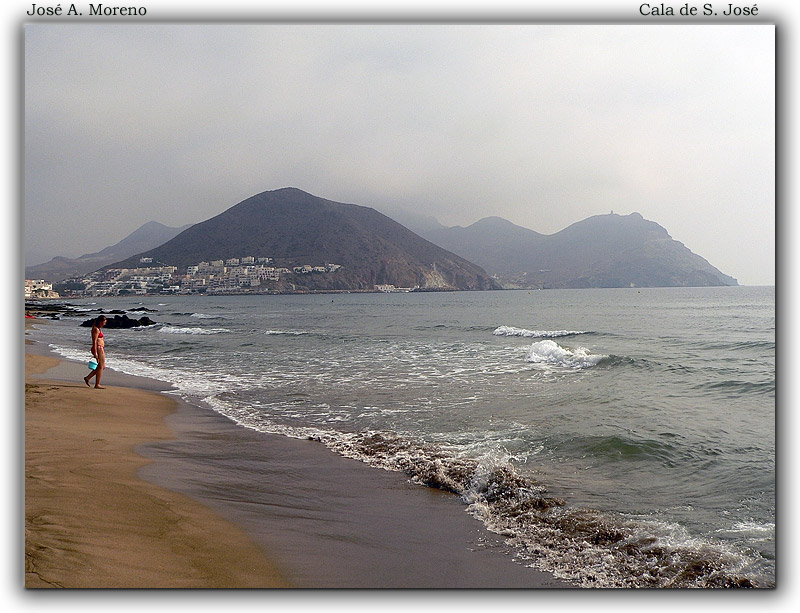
84, 315, 107, 389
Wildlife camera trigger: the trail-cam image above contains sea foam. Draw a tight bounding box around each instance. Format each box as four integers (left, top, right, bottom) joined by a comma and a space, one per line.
159, 325, 230, 335
493, 326, 587, 338
203, 410, 760, 588
525, 340, 606, 369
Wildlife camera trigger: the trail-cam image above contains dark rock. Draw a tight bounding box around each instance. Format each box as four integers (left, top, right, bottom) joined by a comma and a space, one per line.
80, 314, 157, 328
24, 302, 84, 319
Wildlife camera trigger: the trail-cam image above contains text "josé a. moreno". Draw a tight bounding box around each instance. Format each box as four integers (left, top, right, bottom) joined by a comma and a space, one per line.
27, 4, 147, 16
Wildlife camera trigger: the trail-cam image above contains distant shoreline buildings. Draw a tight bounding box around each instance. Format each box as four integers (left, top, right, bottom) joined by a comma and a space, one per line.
25, 279, 59, 299
27, 255, 344, 297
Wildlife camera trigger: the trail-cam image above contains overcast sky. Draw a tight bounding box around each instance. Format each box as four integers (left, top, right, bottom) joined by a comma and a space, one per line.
24, 21, 774, 285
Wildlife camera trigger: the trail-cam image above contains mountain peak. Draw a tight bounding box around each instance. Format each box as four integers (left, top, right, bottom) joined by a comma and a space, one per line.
559, 211, 671, 241
470, 216, 519, 229
111, 189, 499, 292
417, 211, 736, 289
25, 220, 191, 283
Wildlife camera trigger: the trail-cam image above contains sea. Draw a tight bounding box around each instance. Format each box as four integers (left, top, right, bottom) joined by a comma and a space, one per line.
31, 285, 776, 588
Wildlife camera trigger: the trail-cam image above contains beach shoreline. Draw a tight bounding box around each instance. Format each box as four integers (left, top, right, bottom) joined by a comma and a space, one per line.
24, 329, 570, 589
24, 344, 291, 588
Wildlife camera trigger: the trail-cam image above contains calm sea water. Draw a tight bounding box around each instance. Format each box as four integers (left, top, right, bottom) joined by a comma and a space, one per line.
35, 286, 775, 587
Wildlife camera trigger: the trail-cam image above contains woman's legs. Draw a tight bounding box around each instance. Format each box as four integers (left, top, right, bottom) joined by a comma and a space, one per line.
84, 352, 106, 388
94, 351, 106, 388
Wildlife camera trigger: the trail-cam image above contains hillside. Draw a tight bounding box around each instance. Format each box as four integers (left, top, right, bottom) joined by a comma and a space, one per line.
26, 221, 192, 283
419, 212, 738, 288
110, 188, 500, 291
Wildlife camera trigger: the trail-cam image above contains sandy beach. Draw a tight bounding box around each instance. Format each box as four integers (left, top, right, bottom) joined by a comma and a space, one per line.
24, 324, 568, 589
25, 347, 290, 588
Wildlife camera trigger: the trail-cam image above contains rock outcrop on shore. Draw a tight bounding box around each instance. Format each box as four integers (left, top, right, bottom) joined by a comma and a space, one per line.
24, 302, 158, 328
80, 314, 156, 328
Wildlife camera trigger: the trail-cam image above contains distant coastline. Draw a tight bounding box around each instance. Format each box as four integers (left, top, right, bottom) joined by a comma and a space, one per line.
27, 283, 763, 309
28, 189, 740, 296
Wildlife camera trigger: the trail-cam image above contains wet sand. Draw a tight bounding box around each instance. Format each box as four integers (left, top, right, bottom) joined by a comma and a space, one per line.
138, 401, 569, 588
25, 334, 569, 588
25, 349, 290, 588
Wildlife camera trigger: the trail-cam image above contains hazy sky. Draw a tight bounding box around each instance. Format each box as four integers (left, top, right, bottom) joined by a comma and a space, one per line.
24, 21, 774, 285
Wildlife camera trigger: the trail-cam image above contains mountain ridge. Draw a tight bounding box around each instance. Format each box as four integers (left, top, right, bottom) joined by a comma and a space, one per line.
110, 188, 500, 291
418, 211, 737, 288
25, 221, 192, 283
32, 189, 738, 291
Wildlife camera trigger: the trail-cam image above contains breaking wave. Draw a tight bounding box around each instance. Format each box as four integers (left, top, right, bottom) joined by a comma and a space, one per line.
494, 326, 588, 338
200, 396, 767, 588
525, 340, 607, 369
159, 326, 230, 335
310, 431, 769, 588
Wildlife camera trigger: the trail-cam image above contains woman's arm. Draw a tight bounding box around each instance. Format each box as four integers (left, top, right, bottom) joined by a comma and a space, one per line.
91, 326, 99, 357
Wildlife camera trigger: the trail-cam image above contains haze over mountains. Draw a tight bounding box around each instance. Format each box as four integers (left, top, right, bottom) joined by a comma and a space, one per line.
25, 221, 191, 283
413, 213, 738, 289
111, 188, 499, 291
31, 188, 738, 291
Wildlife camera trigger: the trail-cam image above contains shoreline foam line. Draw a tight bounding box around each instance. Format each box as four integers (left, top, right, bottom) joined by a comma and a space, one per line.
24, 338, 569, 588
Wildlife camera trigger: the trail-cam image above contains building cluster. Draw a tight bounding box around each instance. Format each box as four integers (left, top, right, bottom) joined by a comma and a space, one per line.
374, 284, 418, 293
25, 279, 59, 299
180, 256, 342, 295
35, 255, 343, 297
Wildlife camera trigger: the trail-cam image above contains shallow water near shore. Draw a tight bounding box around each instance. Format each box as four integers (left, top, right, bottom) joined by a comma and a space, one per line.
34, 286, 775, 587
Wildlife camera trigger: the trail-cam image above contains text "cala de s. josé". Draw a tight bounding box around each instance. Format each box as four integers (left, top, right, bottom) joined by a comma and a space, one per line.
639, 3, 758, 15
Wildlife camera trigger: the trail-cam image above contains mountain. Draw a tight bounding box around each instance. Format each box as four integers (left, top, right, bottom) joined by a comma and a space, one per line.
110, 188, 500, 291
379, 208, 448, 237
25, 221, 192, 283
419, 212, 738, 288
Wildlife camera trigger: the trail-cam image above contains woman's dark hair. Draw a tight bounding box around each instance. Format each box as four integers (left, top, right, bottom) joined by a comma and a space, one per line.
96, 315, 107, 325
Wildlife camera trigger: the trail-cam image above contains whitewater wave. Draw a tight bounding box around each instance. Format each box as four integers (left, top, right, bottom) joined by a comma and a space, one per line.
159, 326, 230, 335
44, 332, 766, 589
717, 521, 775, 541
264, 329, 311, 336
195, 397, 767, 588
190, 312, 223, 320
48, 344, 94, 366
312, 431, 768, 587
494, 326, 588, 338
525, 340, 607, 369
